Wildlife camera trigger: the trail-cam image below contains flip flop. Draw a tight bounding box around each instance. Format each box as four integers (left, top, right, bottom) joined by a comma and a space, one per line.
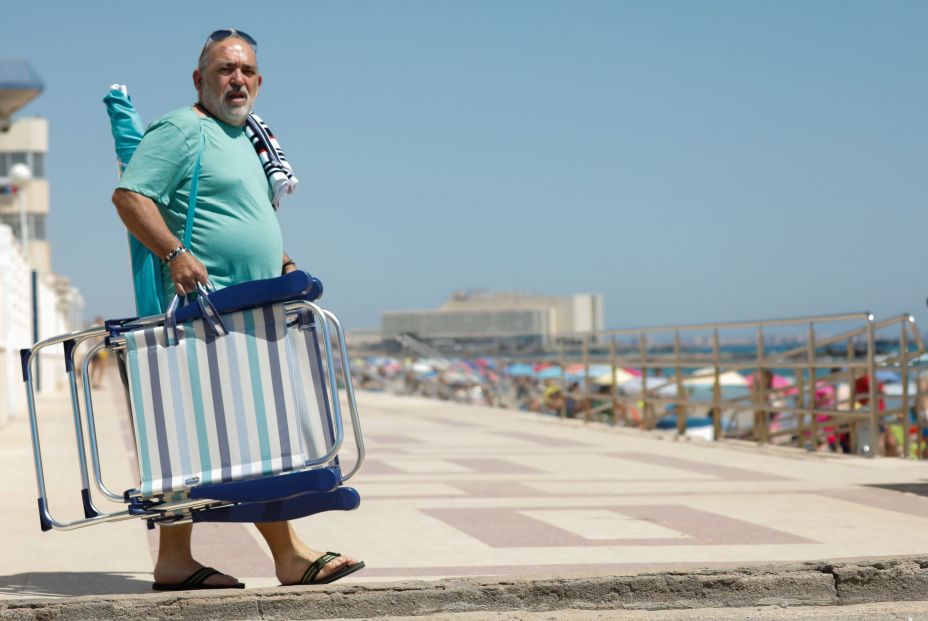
292, 552, 366, 586
152, 566, 245, 591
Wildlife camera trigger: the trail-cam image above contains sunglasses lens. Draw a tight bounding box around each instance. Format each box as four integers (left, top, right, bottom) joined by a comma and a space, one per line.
237, 31, 257, 47
207, 28, 257, 49
208, 29, 234, 40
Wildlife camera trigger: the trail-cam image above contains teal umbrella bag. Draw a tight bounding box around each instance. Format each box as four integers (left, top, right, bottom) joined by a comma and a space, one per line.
103, 85, 164, 317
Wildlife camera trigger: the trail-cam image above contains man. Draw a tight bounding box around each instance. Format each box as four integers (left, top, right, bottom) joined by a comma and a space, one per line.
112, 29, 362, 589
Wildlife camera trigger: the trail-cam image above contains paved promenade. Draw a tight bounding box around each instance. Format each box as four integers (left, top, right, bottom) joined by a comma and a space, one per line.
3, 374, 928, 602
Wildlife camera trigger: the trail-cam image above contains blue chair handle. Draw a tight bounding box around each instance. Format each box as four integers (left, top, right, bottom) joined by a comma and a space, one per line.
173, 271, 322, 324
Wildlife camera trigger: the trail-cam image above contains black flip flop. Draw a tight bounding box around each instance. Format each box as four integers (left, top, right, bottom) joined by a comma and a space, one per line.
293, 552, 366, 585
152, 566, 245, 591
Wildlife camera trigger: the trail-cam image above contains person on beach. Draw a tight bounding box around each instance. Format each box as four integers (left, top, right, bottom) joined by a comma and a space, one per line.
111, 29, 363, 590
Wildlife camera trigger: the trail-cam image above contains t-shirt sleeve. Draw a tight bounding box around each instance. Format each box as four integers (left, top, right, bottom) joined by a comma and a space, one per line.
116, 119, 192, 206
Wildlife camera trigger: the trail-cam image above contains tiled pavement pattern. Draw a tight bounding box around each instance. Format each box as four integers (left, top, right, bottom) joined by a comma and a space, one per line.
4, 381, 928, 598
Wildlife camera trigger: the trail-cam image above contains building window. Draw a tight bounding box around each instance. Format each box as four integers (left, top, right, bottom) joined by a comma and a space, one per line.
31, 153, 44, 178
0, 152, 46, 179
0, 212, 45, 241
30, 213, 45, 240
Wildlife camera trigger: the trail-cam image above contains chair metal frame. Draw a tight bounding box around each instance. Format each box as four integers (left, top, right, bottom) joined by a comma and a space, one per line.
22, 280, 364, 532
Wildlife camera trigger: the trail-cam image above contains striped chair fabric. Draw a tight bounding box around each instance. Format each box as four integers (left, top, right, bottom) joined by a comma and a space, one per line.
124, 303, 334, 497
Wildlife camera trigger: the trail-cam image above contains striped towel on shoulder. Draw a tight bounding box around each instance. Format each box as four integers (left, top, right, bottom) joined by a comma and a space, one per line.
245, 113, 299, 210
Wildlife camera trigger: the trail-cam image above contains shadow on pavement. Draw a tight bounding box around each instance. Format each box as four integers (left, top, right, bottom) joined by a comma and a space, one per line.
0, 572, 151, 598
867, 483, 928, 497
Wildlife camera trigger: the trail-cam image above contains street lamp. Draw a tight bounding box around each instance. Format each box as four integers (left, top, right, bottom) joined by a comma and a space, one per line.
8, 162, 37, 393
9, 162, 32, 259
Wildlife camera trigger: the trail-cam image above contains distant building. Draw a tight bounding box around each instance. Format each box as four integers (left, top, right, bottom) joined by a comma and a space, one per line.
0, 60, 49, 273
0, 60, 83, 424
0, 116, 50, 272
381, 290, 604, 348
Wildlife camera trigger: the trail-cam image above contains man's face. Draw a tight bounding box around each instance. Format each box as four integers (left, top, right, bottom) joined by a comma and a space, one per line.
194, 38, 262, 126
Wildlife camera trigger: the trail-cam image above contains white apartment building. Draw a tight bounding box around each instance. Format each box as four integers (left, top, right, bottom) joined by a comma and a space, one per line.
0, 61, 84, 424
0, 116, 51, 272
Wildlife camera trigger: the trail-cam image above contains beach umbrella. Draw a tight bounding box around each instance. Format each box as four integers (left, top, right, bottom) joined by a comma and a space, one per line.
683, 368, 749, 387
505, 363, 535, 377
562, 364, 613, 379
884, 381, 919, 397
564, 363, 586, 376
593, 368, 639, 385
441, 370, 472, 385
104, 85, 165, 316
410, 361, 434, 375
619, 378, 679, 397
536, 366, 564, 380
745, 373, 794, 390
875, 370, 901, 383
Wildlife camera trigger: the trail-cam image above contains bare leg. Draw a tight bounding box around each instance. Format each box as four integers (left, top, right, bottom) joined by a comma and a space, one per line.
153, 523, 240, 586
255, 521, 359, 585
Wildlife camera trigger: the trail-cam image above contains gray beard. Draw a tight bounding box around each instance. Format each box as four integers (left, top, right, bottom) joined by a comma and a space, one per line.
202, 89, 252, 126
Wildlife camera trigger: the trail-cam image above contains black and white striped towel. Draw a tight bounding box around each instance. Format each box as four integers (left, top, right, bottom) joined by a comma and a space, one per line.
245, 113, 298, 210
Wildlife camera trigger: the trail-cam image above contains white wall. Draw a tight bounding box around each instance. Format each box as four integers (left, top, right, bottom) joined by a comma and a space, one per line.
0, 224, 83, 425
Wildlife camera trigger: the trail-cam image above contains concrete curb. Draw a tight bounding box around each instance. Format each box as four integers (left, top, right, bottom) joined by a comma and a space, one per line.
2, 556, 928, 620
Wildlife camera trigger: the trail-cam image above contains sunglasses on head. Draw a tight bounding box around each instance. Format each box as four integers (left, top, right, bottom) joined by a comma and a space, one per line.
204, 28, 257, 51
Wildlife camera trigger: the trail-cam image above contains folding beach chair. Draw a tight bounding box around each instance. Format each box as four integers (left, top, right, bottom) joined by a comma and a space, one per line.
21, 271, 365, 530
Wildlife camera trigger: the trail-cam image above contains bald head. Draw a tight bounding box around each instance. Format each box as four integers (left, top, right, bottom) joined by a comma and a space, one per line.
198, 34, 255, 73
193, 37, 262, 126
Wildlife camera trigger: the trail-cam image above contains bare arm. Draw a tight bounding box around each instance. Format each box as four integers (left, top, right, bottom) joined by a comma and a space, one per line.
112, 188, 208, 296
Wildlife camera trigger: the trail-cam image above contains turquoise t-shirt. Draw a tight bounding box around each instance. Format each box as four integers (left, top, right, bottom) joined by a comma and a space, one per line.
117, 107, 283, 309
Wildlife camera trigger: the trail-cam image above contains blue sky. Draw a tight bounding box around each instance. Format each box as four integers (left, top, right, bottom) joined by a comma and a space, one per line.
2, 1, 925, 331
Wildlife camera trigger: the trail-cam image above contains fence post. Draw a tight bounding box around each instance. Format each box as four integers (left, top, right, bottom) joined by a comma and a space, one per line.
866, 317, 877, 457
610, 336, 618, 425
900, 319, 910, 458
753, 327, 767, 444
559, 339, 566, 419
639, 334, 650, 429
582, 335, 590, 423
806, 322, 816, 450
796, 340, 806, 449
674, 330, 686, 434
913, 319, 926, 459
712, 329, 721, 440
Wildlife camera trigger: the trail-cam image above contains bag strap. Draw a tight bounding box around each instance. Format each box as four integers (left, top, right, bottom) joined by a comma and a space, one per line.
182, 122, 205, 249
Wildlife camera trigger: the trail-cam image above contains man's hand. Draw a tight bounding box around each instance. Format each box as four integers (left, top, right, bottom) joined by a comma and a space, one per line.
282, 253, 297, 275
170, 252, 209, 297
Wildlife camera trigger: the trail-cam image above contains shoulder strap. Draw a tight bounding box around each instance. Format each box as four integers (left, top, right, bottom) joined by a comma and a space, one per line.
183, 122, 205, 249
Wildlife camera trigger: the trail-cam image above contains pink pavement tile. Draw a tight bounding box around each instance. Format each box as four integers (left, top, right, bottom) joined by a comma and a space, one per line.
817, 487, 928, 519
616, 505, 814, 545
447, 481, 550, 498
417, 416, 481, 428
421, 507, 593, 547
356, 459, 409, 475
366, 433, 424, 445
446, 458, 544, 474
420, 505, 815, 548
493, 430, 593, 448
610, 452, 791, 482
